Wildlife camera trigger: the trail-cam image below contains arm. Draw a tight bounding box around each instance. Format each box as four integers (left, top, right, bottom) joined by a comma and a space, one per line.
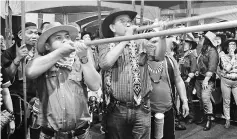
154, 37, 167, 61
98, 41, 128, 70
186, 53, 197, 81
26, 49, 66, 79
205, 48, 219, 81
2, 88, 14, 114
82, 48, 101, 91
219, 51, 233, 72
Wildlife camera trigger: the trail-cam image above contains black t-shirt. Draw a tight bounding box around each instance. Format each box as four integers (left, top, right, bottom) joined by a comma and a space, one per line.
1, 67, 11, 88
1, 44, 37, 99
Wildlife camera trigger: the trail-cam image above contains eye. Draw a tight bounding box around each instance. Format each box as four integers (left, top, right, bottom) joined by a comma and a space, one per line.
65, 35, 70, 39
56, 36, 62, 40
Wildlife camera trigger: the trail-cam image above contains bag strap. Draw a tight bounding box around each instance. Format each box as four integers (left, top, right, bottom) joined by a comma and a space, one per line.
166, 57, 178, 115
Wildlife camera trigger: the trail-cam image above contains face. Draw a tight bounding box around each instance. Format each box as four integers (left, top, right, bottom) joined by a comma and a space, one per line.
75, 27, 81, 42
46, 31, 72, 52
0, 35, 6, 50
110, 14, 133, 37
183, 41, 191, 51
228, 41, 236, 54
19, 26, 39, 46
82, 34, 91, 41
215, 36, 222, 46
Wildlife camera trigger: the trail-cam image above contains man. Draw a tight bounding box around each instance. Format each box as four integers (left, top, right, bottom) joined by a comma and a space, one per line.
26, 22, 101, 139
149, 37, 189, 139
68, 22, 82, 42
0, 35, 7, 52
1, 22, 39, 139
98, 10, 166, 139
178, 33, 197, 124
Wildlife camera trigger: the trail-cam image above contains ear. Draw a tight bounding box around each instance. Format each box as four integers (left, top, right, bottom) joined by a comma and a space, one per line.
18, 31, 22, 40
109, 24, 115, 33
45, 43, 51, 51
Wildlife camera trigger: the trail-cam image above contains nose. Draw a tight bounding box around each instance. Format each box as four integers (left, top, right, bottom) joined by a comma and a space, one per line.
126, 22, 131, 27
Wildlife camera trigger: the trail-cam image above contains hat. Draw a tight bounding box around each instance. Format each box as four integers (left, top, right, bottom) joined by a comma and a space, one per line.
101, 10, 137, 38
222, 38, 237, 47
204, 31, 217, 47
37, 22, 78, 54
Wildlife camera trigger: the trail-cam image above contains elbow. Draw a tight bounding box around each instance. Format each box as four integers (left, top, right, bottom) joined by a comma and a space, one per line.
25, 67, 38, 79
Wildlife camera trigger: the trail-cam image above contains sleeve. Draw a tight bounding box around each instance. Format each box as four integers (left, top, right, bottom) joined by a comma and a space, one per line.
190, 53, 197, 73
1, 48, 14, 68
1, 67, 11, 88
219, 51, 231, 72
98, 43, 112, 70
207, 47, 219, 73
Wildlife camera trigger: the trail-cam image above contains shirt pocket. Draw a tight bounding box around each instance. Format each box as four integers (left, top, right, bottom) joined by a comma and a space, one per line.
68, 71, 83, 83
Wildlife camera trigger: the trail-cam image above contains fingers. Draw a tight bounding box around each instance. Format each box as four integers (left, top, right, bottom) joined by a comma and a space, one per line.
19, 44, 26, 49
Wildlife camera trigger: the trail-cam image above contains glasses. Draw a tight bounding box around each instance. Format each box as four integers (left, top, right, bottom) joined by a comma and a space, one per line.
116, 19, 133, 26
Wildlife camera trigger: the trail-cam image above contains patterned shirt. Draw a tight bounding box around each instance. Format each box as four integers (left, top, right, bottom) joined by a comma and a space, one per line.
219, 51, 237, 79
34, 55, 90, 131
196, 47, 219, 78
179, 50, 197, 80
98, 39, 151, 102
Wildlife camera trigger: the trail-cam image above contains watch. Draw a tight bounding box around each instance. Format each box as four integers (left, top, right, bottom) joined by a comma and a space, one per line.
80, 56, 88, 64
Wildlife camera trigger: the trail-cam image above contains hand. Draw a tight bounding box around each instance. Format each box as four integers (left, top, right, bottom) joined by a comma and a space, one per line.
146, 37, 159, 56
153, 19, 167, 32
8, 121, 15, 135
74, 41, 88, 59
185, 77, 191, 83
182, 101, 189, 118
58, 41, 75, 57
179, 58, 185, 64
16, 44, 28, 61
195, 71, 199, 76
125, 25, 138, 36
202, 79, 209, 90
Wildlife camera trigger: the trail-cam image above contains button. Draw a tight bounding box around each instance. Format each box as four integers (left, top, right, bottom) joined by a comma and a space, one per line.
77, 78, 80, 81
64, 120, 66, 122
63, 108, 66, 110
59, 73, 62, 75
62, 95, 64, 98
60, 83, 64, 86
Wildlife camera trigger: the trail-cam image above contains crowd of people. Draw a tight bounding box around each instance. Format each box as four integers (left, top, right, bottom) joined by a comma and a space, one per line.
0, 9, 237, 139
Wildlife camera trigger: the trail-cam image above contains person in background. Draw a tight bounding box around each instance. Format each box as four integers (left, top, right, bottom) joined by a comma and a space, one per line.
1, 22, 39, 139
178, 33, 197, 124
195, 31, 219, 131
68, 22, 82, 42
1, 67, 15, 138
0, 35, 7, 52
218, 37, 237, 129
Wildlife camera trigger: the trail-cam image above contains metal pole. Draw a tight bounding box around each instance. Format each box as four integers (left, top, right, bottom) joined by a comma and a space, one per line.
140, 0, 144, 26
97, 0, 102, 38
21, 1, 27, 138
186, 0, 192, 27
136, 8, 237, 31
85, 20, 237, 46
132, 0, 136, 24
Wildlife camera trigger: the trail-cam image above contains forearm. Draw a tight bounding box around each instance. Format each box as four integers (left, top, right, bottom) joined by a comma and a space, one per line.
26, 49, 64, 79
6, 58, 21, 78
2, 88, 14, 112
100, 41, 127, 69
176, 76, 188, 103
204, 71, 213, 81
154, 37, 166, 61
